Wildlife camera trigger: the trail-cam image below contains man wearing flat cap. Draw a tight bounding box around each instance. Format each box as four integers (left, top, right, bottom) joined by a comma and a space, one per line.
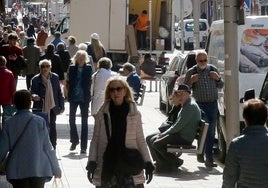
147, 84, 201, 172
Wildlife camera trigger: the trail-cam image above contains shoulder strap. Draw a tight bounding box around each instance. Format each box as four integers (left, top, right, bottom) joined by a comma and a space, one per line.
104, 113, 110, 139
11, 116, 34, 152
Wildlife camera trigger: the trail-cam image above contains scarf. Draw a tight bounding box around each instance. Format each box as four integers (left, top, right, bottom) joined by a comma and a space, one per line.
42, 74, 55, 122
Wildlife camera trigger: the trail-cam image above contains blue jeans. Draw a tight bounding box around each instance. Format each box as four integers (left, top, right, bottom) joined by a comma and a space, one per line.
197, 101, 218, 159
69, 101, 89, 150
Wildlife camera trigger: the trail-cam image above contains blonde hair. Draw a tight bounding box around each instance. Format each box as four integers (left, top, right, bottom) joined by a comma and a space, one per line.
91, 38, 104, 61
104, 76, 134, 102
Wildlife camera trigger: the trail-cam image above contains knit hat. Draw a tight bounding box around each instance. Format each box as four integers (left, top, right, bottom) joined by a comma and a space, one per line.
91, 33, 100, 40
174, 84, 191, 94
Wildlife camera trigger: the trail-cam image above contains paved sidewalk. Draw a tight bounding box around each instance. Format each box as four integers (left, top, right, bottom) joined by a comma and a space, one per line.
17, 78, 224, 188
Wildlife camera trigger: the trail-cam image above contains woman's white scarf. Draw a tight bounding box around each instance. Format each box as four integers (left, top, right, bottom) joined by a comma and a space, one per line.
42, 74, 55, 122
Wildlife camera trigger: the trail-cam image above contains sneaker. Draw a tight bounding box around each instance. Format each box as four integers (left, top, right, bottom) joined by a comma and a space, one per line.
70, 142, 79, 151
197, 154, 205, 163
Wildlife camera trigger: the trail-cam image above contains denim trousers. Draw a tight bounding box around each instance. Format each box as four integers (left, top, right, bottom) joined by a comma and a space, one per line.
197, 101, 218, 159
69, 101, 89, 150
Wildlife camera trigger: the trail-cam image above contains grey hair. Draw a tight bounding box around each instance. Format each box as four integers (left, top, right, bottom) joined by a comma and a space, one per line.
98, 57, 113, 70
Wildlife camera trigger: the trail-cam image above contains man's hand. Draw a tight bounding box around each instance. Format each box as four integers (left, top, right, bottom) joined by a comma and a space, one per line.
209, 71, 220, 81
190, 74, 199, 84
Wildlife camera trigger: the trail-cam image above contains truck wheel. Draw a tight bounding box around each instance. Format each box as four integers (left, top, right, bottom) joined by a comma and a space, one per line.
216, 121, 226, 163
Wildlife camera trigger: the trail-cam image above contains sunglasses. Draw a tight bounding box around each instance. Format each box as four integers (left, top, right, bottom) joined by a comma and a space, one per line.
41, 65, 50, 68
199, 59, 207, 63
109, 87, 124, 93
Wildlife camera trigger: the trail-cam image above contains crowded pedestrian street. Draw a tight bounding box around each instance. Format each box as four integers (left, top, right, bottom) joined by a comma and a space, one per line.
16, 77, 224, 188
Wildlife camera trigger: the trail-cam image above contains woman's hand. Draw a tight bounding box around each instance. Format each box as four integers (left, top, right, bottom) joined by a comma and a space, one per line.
54, 173, 62, 179
32, 94, 41, 101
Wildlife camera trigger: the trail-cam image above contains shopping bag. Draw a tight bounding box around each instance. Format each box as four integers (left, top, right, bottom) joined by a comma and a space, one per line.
0, 175, 12, 188
51, 178, 64, 188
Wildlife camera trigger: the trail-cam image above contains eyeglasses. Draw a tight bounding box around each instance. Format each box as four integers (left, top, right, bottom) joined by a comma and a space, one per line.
41, 65, 50, 68
199, 59, 207, 63
109, 87, 124, 93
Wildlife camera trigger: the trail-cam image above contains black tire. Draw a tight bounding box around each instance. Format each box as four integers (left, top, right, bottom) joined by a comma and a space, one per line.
216, 118, 226, 163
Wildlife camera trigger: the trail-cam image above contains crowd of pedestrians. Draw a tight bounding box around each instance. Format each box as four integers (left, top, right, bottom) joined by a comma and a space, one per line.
1, 8, 268, 188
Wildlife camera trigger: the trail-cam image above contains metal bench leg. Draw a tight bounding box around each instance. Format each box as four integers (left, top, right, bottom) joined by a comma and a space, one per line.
149, 80, 152, 92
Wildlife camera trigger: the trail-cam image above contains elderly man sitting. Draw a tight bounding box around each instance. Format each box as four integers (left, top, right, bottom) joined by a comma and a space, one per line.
146, 84, 201, 172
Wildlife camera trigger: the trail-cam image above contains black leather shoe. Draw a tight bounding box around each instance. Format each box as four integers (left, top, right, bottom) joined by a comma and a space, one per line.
205, 158, 217, 167
70, 142, 79, 151
197, 154, 205, 163
80, 149, 87, 154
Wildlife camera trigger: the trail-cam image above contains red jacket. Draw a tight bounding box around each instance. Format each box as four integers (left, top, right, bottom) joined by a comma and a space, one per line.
0, 67, 15, 105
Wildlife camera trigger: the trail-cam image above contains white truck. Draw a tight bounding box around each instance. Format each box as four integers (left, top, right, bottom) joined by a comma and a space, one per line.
48, 0, 176, 64
206, 16, 268, 162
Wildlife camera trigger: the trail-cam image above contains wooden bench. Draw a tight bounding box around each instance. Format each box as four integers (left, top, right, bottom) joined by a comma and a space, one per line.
137, 84, 146, 106
167, 120, 208, 155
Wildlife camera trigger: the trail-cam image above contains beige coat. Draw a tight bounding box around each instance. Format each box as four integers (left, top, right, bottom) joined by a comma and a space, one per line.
88, 100, 152, 186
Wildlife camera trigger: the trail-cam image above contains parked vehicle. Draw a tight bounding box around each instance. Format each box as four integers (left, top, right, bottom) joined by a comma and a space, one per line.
206, 16, 268, 163
174, 19, 209, 50
174, 50, 198, 87
47, 0, 176, 61
159, 50, 185, 114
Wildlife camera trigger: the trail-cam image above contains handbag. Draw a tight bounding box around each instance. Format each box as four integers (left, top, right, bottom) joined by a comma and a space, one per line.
0, 116, 34, 175
103, 113, 144, 176
158, 121, 173, 133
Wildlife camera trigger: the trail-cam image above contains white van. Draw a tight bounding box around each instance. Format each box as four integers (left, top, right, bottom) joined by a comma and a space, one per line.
174, 18, 209, 50
206, 16, 268, 162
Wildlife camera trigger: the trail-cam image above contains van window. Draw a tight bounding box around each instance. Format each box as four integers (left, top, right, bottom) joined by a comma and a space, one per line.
207, 29, 224, 75
240, 29, 268, 73
185, 21, 207, 32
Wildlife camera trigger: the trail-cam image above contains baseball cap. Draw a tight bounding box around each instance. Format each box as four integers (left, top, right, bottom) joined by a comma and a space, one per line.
91, 33, 100, 40
174, 84, 191, 94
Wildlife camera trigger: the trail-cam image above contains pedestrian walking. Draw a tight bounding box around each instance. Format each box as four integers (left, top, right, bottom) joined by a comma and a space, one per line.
40, 44, 64, 82
222, 98, 268, 188
184, 50, 224, 167
0, 89, 62, 188
91, 57, 117, 116
67, 35, 79, 58
86, 33, 106, 71
0, 56, 15, 125
86, 76, 154, 187
23, 37, 40, 90
66, 50, 93, 154
31, 59, 65, 150
36, 26, 48, 54
0, 33, 25, 87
